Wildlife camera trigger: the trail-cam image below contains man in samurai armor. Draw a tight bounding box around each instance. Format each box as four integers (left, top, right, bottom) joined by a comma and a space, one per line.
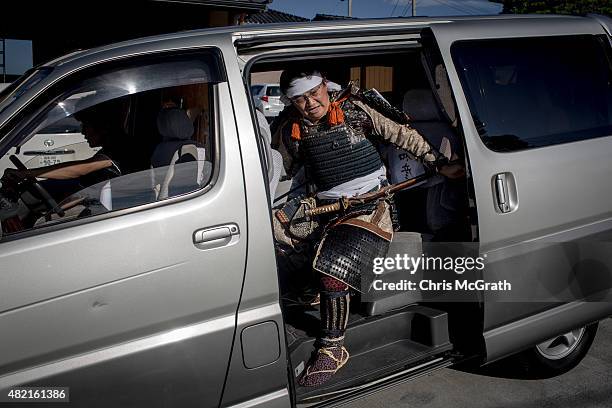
272, 69, 456, 387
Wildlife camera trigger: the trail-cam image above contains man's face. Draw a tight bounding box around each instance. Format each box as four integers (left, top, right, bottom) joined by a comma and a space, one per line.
81, 122, 104, 148
291, 82, 330, 123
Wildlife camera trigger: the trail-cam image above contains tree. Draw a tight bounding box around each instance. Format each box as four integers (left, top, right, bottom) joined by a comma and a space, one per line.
494, 0, 611, 16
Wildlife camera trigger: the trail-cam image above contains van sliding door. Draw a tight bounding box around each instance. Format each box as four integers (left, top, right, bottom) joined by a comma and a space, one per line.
429, 18, 612, 362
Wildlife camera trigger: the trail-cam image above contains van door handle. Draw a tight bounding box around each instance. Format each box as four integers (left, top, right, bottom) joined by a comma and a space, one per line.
494, 173, 511, 213
193, 224, 240, 250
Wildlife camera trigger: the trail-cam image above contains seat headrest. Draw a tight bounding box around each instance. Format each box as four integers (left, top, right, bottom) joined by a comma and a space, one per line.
402, 89, 441, 121
157, 108, 194, 141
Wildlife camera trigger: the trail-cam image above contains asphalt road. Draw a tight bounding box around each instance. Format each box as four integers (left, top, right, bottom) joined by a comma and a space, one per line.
349, 318, 612, 408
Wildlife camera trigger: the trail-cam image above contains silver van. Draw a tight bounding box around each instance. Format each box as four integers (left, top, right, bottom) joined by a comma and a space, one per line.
0, 14, 611, 407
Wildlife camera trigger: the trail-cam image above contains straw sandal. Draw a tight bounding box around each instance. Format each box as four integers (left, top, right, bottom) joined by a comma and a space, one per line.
298, 346, 350, 387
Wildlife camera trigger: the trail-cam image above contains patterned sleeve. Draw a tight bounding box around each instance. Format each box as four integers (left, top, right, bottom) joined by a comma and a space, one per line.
352, 99, 436, 163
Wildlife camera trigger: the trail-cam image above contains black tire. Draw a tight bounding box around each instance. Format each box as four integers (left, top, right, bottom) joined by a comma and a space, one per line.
466, 323, 598, 380
523, 322, 598, 377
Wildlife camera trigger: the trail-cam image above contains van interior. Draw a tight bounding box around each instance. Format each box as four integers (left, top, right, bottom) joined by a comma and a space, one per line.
0, 80, 216, 234
245, 38, 484, 405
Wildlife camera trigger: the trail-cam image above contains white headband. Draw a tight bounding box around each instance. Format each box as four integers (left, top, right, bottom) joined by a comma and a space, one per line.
284, 72, 324, 98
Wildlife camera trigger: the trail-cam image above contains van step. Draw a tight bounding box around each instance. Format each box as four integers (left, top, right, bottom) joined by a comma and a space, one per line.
296, 340, 451, 400
289, 304, 453, 401
298, 356, 454, 406
289, 305, 451, 363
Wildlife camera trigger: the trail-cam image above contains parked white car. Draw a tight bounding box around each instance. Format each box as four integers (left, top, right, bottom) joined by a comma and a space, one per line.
0, 115, 97, 171
250, 83, 284, 118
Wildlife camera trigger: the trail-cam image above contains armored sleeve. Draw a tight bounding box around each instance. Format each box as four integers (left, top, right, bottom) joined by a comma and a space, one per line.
352, 99, 436, 163
273, 119, 303, 177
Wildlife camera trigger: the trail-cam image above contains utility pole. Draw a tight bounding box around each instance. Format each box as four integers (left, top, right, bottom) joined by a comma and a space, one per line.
412, 0, 416, 17
341, 0, 353, 17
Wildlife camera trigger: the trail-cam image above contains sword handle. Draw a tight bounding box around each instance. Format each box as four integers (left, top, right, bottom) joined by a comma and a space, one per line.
305, 202, 342, 217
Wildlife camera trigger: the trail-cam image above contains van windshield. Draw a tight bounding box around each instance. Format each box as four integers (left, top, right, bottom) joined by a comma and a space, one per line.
0, 67, 53, 116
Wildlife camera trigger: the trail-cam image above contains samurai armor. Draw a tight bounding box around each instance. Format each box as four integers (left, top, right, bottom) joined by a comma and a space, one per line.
300, 124, 383, 191
359, 87, 410, 125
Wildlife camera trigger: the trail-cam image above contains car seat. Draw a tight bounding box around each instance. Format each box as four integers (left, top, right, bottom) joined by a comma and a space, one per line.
151, 108, 208, 200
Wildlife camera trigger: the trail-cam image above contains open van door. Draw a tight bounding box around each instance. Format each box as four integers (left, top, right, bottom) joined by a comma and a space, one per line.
0, 41, 251, 407
428, 17, 612, 362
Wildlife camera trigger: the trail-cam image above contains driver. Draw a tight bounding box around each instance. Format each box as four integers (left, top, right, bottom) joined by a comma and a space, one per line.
2, 107, 122, 185
0, 105, 124, 232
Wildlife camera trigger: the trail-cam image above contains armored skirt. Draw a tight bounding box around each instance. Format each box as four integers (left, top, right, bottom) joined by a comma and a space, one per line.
312, 199, 394, 291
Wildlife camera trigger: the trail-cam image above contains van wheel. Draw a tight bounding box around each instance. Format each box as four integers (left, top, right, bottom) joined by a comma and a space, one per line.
524, 323, 598, 377
459, 323, 598, 379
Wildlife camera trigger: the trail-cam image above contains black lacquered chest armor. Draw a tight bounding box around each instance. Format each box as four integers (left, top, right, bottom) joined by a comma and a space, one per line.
299, 104, 383, 191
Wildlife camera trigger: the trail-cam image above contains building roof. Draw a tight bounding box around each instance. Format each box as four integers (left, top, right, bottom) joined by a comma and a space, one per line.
245, 10, 357, 24
312, 13, 358, 21
245, 8, 309, 24
152, 0, 271, 11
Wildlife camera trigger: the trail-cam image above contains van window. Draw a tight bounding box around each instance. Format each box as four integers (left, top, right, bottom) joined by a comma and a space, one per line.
349, 66, 394, 93
452, 35, 612, 152
266, 86, 281, 96
0, 52, 223, 237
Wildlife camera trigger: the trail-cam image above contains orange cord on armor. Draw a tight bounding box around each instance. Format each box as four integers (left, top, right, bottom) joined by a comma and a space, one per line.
328, 92, 350, 126
327, 102, 345, 126
290, 93, 351, 141
291, 122, 301, 141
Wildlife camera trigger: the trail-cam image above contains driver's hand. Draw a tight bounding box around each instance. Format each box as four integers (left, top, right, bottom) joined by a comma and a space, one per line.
2, 168, 27, 186
0, 168, 27, 194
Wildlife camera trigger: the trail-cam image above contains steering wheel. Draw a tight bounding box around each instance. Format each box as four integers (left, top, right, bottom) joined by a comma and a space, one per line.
9, 155, 65, 217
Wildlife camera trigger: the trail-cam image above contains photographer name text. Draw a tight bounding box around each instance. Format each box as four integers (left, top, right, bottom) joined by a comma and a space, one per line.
372, 279, 512, 292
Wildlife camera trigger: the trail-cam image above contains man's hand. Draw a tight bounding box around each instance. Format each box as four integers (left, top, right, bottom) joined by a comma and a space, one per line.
0, 168, 28, 200
1, 168, 27, 188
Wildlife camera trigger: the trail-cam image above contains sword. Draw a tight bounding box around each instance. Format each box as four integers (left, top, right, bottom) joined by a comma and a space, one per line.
304, 172, 432, 217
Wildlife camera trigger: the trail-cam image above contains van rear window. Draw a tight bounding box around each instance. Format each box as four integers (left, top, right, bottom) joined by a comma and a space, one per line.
452, 35, 612, 152
266, 86, 281, 96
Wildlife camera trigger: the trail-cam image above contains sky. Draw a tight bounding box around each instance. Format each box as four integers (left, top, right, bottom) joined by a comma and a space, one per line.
270, 0, 503, 19
3, 40, 33, 76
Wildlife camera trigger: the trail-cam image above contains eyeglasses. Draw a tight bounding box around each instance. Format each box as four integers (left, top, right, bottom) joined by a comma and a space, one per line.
290, 82, 325, 105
